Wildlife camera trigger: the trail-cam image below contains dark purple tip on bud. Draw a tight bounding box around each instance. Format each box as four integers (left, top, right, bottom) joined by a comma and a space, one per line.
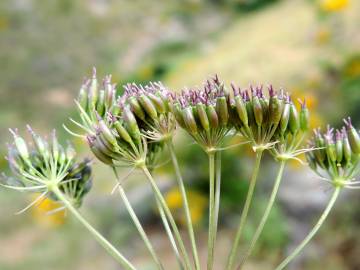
268, 85, 275, 97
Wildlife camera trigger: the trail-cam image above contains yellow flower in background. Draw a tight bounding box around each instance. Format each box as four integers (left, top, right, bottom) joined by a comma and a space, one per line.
315, 28, 331, 45
31, 194, 66, 227
165, 187, 207, 226
319, 0, 349, 12
344, 57, 360, 77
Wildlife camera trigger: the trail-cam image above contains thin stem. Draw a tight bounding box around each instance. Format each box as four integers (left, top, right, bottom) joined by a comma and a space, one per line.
112, 168, 164, 270
51, 186, 136, 270
274, 187, 341, 270
226, 150, 263, 270
207, 152, 216, 270
167, 141, 200, 270
237, 160, 286, 269
156, 198, 185, 270
214, 151, 222, 241
141, 166, 193, 270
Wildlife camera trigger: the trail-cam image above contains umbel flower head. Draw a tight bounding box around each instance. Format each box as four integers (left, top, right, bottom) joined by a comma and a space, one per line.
306, 118, 360, 188
1, 127, 92, 211
66, 67, 119, 137
172, 75, 231, 153
122, 82, 175, 142
229, 84, 309, 153
86, 106, 162, 168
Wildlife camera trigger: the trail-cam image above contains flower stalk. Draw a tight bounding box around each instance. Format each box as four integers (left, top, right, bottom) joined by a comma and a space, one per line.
274, 187, 341, 270
51, 186, 136, 270
112, 167, 164, 270
237, 160, 286, 269
167, 140, 201, 270
226, 150, 263, 270
141, 165, 193, 270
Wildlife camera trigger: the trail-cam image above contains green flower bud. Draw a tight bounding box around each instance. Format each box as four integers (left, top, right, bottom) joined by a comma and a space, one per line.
289, 103, 300, 134
252, 95, 263, 127
78, 82, 88, 111
343, 132, 352, 163
89, 67, 98, 108
9, 129, 29, 162
246, 100, 255, 127
27, 125, 48, 159
325, 137, 337, 163
314, 132, 326, 163
206, 105, 219, 129
196, 103, 210, 132
182, 107, 198, 134
148, 92, 166, 114
123, 106, 141, 142
269, 95, 282, 126
299, 99, 309, 131
234, 96, 248, 126
96, 90, 106, 116
96, 114, 118, 147
335, 131, 343, 163
344, 118, 360, 155
280, 101, 290, 134
128, 96, 146, 121
171, 103, 186, 128
114, 121, 133, 145
216, 96, 229, 126
87, 136, 113, 165
138, 94, 158, 120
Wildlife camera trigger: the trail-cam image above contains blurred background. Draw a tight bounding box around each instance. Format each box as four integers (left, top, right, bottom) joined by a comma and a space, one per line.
0, 0, 359, 269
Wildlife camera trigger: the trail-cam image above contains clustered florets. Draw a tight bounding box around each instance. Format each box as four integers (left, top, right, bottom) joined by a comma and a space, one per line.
306, 117, 360, 187
229, 84, 309, 152
171, 76, 230, 153
75, 72, 313, 163
2, 127, 92, 209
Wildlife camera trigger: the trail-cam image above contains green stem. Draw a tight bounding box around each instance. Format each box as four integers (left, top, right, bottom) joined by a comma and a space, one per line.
112, 168, 164, 270
167, 141, 200, 270
237, 160, 286, 270
156, 198, 185, 270
141, 166, 193, 270
51, 186, 136, 270
207, 152, 216, 270
214, 151, 222, 241
226, 150, 263, 270
275, 187, 341, 270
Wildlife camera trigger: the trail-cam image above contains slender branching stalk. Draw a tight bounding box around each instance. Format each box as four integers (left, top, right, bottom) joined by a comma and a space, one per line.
207, 152, 216, 270
275, 187, 341, 270
214, 151, 222, 243
156, 197, 185, 270
226, 150, 263, 270
112, 167, 164, 270
237, 160, 286, 269
141, 165, 193, 270
51, 186, 137, 270
167, 140, 201, 270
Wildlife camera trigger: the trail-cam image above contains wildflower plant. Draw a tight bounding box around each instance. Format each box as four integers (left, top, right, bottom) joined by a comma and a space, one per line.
2, 69, 359, 270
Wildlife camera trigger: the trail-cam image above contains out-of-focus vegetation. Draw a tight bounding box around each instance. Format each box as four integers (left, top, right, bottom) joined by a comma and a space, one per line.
1, 0, 360, 269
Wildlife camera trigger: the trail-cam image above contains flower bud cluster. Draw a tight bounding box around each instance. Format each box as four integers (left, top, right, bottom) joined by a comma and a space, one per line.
306, 118, 360, 186
122, 82, 175, 141
230, 84, 309, 152
86, 110, 148, 167
3, 127, 92, 208
172, 75, 231, 153
75, 67, 119, 135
